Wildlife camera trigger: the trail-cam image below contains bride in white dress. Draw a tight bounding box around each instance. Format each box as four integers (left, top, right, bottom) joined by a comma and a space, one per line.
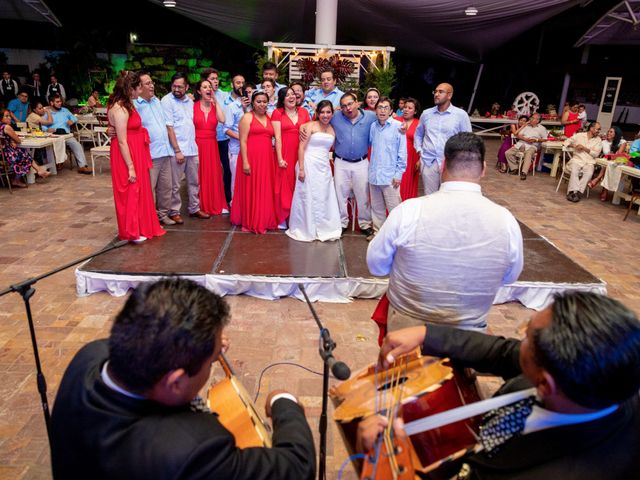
286, 101, 342, 242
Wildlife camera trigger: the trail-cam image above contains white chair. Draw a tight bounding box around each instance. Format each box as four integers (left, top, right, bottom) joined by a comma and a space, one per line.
75, 120, 95, 145
90, 127, 111, 175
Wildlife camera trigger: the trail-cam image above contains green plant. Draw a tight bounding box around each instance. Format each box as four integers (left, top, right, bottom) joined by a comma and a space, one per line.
362, 57, 396, 97
254, 50, 286, 83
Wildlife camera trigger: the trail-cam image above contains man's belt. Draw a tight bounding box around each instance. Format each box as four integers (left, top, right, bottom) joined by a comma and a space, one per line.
335, 154, 368, 163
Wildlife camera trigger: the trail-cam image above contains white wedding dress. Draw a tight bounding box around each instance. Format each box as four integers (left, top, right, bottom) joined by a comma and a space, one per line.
286, 132, 341, 242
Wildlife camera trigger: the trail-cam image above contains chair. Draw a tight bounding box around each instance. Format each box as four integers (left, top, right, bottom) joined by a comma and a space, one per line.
94, 108, 108, 126
623, 186, 640, 221
0, 140, 13, 193
90, 127, 111, 175
517, 148, 541, 177
15, 122, 27, 131
74, 120, 95, 145
555, 147, 589, 198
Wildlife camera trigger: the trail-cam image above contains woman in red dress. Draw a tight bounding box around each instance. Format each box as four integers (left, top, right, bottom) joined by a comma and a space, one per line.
107, 72, 165, 243
272, 86, 311, 227
194, 79, 228, 215
562, 101, 581, 138
364, 88, 380, 111
230, 91, 278, 234
395, 97, 421, 200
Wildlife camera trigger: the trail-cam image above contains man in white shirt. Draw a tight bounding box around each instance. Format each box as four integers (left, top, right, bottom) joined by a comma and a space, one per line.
414, 83, 471, 194
161, 72, 209, 221
564, 121, 602, 203
505, 113, 548, 180
367, 132, 523, 331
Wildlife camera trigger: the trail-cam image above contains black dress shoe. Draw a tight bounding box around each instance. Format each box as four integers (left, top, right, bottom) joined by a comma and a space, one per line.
360, 227, 374, 237
341, 227, 349, 236
509, 169, 519, 175
520, 172, 527, 181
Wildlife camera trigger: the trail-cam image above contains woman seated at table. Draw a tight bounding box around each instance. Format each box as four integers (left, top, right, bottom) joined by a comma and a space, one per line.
588, 126, 626, 201
0, 108, 50, 188
86, 90, 103, 109
496, 115, 528, 173
26, 101, 53, 130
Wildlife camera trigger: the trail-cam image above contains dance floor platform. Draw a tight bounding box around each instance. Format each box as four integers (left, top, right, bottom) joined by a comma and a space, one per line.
76, 216, 606, 308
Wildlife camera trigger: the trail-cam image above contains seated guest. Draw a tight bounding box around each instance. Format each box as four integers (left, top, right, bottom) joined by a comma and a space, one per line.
359, 291, 640, 480
564, 121, 602, 203
588, 126, 626, 201
44, 94, 92, 174
504, 113, 547, 180
8, 89, 30, 125
86, 89, 103, 109
304, 69, 344, 114
26, 101, 53, 130
496, 115, 527, 174
368, 132, 522, 333
0, 108, 50, 188
50, 278, 316, 480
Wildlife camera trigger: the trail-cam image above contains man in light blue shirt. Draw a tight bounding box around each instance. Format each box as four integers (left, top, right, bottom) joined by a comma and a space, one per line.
259, 62, 286, 93
8, 90, 29, 123
368, 97, 407, 233
304, 69, 344, 116
223, 74, 251, 203
161, 72, 209, 220
45, 94, 91, 174
414, 83, 471, 194
135, 73, 175, 225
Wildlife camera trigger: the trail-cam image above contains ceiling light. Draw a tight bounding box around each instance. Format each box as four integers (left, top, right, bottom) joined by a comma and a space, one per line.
163, 0, 177, 7
465, 6, 478, 16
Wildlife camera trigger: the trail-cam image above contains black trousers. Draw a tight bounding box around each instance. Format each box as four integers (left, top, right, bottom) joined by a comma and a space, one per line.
217, 139, 231, 203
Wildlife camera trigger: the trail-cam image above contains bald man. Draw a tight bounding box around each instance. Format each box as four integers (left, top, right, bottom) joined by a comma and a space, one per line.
414, 83, 471, 194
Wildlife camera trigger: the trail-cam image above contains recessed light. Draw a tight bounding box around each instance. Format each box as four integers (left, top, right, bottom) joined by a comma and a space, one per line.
465, 6, 478, 16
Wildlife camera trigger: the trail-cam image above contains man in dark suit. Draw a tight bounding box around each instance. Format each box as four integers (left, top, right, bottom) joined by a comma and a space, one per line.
50, 278, 316, 480
358, 291, 640, 479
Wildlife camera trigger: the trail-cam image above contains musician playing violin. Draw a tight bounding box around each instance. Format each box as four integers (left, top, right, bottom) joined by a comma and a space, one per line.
358, 291, 640, 480
50, 278, 316, 480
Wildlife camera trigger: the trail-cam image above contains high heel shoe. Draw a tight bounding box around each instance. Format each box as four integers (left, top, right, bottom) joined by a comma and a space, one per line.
600, 189, 608, 202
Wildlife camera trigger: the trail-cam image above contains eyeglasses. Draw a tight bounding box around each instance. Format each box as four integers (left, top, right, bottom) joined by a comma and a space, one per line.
142, 81, 154, 86
376, 105, 391, 111
432, 89, 450, 95
340, 101, 356, 109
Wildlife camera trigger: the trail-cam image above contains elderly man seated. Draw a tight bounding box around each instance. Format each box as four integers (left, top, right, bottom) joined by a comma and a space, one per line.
563, 121, 602, 203
504, 113, 548, 180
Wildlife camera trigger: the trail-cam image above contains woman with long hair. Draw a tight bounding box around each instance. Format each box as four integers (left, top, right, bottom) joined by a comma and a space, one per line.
286, 100, 341, 242
107, 71, 165, 243
395, 97, 421, 200
193, 79, 228, 215
230, 91, 278, 233
496, 115, 528, 173
364, 88, 380, 111
272, 86, 311, 227
590, 126, 627, 201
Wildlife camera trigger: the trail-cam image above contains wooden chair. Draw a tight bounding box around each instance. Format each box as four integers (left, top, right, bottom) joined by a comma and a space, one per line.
0, 140, 13, 193
90, 127, 111, 175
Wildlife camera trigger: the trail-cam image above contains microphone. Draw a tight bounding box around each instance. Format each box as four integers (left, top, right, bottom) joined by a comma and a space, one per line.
327, 356, 351, 380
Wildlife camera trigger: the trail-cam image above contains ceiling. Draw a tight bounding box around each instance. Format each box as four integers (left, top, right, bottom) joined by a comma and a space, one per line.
1, 0, 61, 26
147, 0, 585, 62
576, 0, 640, 46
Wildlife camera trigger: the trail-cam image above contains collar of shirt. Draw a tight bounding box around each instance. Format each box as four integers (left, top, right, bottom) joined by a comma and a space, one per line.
440, 181, 482, 193
101, 361, 145, 400
524, 403, 618, 435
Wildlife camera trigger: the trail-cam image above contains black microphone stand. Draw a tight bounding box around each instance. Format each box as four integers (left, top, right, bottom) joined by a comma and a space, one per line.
298, 284, 350, 480
0, 239, 129, 442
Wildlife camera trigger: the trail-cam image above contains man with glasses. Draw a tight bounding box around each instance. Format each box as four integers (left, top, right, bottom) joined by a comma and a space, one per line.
134, 72, 176, 226
161, 72, 210, 222
414, 83, 471, 194
563, 121, 602, 203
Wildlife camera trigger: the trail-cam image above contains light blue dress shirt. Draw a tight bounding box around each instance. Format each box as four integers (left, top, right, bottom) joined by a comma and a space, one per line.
413, 104, 471, 166
368, 118, 407, 186
134, 96, 174, 159
215, 89, 232, 141
331, 109, 376, 160
161, 93, 198, 157
305, 87, 344, 109
45, 108, 77, 133
8, 99, 28, 122
223, 97, 245, 156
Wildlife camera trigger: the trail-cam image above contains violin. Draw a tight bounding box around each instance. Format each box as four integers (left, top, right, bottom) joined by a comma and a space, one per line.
207, 353, 272, 448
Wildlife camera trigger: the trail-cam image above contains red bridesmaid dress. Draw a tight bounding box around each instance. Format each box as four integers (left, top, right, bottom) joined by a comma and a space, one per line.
564, 111, 580, 138
400, 117, 420, 200
230, 113, 278, 234
110, 108, 165, 241
272, 106, 310, 224
194, 101, 228, 215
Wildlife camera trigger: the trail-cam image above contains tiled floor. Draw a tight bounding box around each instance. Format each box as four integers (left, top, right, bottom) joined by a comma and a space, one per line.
0, 140, 639, 480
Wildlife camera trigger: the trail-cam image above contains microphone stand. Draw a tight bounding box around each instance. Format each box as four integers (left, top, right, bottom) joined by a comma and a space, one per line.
298, 284, 350, 480
0, 239, 129, 442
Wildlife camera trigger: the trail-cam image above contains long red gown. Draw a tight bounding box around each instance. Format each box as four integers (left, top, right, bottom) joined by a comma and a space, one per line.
194, 101, 228, 215
110, 108, 165, 241
230, 114, 278, 234
272, 106, 311, 224
399, 117, 420, 200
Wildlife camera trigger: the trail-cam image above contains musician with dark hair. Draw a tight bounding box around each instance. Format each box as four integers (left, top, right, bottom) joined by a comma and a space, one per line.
359, 291, 640, 479
50, 278, 315, 480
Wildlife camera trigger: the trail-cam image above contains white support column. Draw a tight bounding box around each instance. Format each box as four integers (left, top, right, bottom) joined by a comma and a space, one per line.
315, 0, 338, 45
467, 63, 484, 113
559, 72, 571, 114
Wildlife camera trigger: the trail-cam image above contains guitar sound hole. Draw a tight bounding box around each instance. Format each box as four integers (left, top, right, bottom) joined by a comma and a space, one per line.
377, 376, 409, 392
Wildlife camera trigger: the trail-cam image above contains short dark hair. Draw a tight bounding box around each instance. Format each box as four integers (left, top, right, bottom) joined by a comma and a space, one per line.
518, 115, 529, 121
534, 291, 640, 409
109, 278, 230, 392
444, 132, 485, 176
201, 68, 219, 80
245, 82, 256, 90
262, 78, 276, 89
375, 96, 393, 110
340, 91, 358, 105
289, 81, 305, 91
170, 72, 188, 85
48, 93, 62, 104
262, 61, 277, 72
17, 87, 29, 96
251, 90, 269, 105
319, 69, 335, 80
